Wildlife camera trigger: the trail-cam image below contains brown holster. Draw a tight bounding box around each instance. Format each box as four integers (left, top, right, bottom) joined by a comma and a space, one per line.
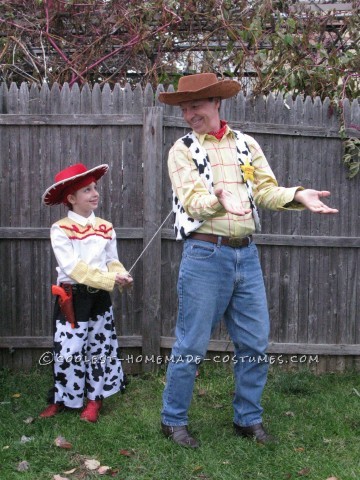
51, 284, 76, 329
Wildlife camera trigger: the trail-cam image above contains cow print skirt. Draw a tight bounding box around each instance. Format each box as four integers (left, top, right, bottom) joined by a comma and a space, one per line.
51, 287, 125, 408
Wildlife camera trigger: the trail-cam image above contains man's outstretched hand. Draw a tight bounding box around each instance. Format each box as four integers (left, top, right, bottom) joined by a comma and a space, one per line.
215, 188, 252, 216
294, 190, 338, 214
215, 188, 338, 216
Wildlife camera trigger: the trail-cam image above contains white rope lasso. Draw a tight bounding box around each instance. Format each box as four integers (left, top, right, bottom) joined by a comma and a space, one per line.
128, 210, 173, 274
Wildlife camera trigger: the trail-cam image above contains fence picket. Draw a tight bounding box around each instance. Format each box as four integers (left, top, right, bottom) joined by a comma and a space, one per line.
0, 82, 359, 373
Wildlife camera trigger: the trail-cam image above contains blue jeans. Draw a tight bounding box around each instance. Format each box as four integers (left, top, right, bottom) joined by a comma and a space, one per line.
161, 238, 270, 427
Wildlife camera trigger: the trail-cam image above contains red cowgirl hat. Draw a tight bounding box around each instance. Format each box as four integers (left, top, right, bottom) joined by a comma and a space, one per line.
42, 163, 109, 206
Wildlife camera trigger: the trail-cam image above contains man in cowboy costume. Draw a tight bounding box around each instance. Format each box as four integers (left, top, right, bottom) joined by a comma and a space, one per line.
158, 73, 338, 448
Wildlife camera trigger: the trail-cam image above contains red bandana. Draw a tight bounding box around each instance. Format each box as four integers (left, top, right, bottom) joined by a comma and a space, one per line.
208, 120, 228, 140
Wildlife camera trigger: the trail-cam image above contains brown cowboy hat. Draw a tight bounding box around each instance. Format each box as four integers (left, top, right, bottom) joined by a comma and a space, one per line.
42, 163, 108, 206
158, 73, 241, 106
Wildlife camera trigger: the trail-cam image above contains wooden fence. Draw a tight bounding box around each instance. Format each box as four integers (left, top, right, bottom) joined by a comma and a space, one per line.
0, 82, 359, 374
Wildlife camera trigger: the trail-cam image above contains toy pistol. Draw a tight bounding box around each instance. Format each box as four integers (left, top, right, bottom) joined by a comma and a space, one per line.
51, 284, 76, 329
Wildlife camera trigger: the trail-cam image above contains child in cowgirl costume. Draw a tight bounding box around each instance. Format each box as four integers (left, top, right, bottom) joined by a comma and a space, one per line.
40, 163, 133, 422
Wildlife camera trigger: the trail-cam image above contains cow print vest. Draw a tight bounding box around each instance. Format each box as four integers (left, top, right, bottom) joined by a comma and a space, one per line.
172, 130, 261, 240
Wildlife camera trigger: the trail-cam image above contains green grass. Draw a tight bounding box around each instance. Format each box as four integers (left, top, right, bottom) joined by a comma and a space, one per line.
0, 364, 359, 480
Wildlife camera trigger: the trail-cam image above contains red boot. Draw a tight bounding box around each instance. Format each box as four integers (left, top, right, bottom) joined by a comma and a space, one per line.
39, 404, 63, 418
80, 400, 102, 423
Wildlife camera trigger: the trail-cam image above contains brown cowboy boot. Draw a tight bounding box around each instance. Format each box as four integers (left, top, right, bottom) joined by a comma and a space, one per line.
233, 422, 276, 444
161, 423, 199, 448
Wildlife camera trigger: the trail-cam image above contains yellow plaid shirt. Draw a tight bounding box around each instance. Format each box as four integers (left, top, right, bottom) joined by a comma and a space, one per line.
168, 125, 303, 238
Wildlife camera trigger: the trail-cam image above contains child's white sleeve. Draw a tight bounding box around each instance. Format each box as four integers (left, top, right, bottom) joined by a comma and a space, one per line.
50, 224, 79, 276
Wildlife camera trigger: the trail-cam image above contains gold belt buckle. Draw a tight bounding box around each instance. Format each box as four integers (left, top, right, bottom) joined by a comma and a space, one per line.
228, 237, 244, 247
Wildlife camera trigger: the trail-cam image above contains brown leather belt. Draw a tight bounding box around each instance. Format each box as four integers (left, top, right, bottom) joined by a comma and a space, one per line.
188, 233, 252, 248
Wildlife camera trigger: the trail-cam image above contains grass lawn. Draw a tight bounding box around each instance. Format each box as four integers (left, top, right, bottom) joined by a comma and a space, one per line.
0, 363, 359, 480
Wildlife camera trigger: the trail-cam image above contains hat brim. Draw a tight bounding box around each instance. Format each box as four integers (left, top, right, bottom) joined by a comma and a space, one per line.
158, 80, 241, 106
42, 164, 109, 206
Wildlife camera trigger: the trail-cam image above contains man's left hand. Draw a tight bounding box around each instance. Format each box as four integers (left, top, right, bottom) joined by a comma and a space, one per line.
215, 188, 252, 216
294, 190, 338, 214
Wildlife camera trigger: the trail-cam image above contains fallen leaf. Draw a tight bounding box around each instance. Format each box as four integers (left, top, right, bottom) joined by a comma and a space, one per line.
98, 465, 111, 475
12, 393, 21, 398
197, 389, 207, 397
325, 478, 338, 480
297, 467, 311, 476
284, 411, 295, 417
2, 446, 10, 450
294, 447, 305, 452
84, 459, 100, 470
20, 435, 34, 444
193, 465, 203, 472
119, 449, 134, 457
17, 461, 30, 472
352, 387, 360, 398
23, 416, 35, 424
53, 475, 70, 480
63, 468, 77, 474
54, 436, 73, 449
213, 403, 224, 409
